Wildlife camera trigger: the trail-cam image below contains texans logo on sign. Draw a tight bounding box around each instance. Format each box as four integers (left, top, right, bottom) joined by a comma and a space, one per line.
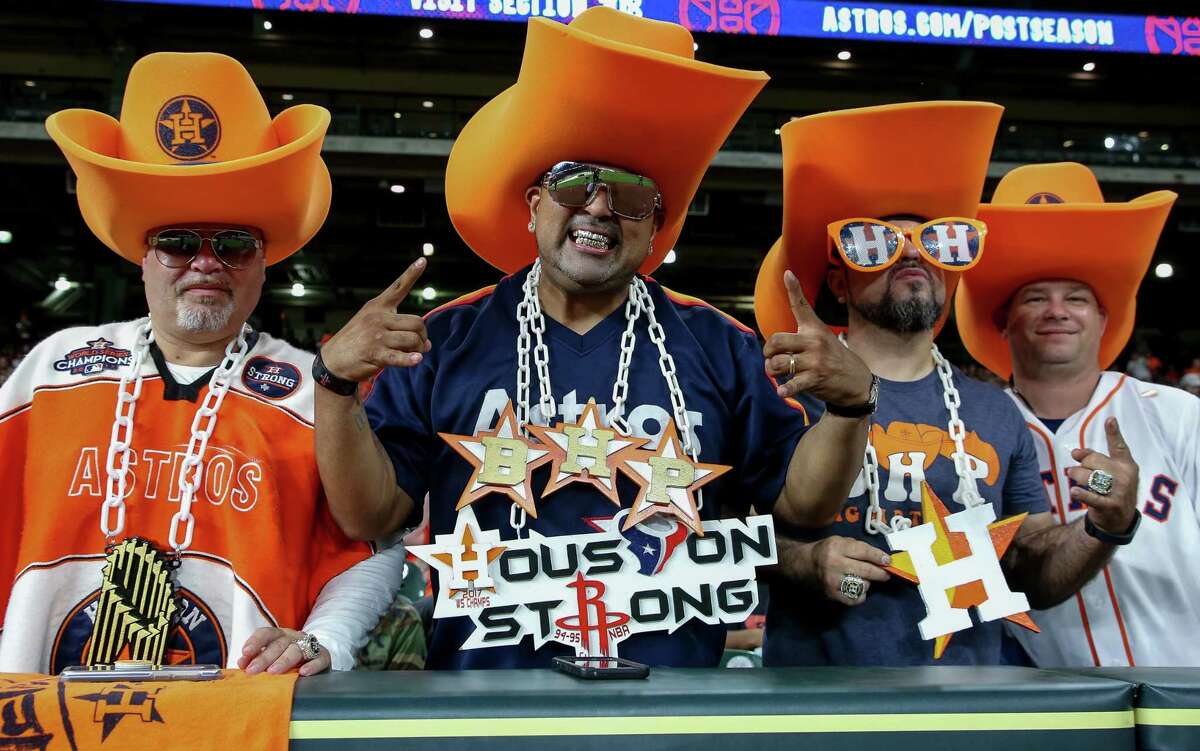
616, 510, 689, 576
241, 356, 301, 400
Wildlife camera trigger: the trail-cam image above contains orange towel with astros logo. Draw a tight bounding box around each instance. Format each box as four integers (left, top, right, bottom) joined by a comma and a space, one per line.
0, 671, 294, 751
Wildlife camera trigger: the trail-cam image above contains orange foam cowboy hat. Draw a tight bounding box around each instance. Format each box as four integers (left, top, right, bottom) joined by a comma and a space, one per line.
753, 101, 1003, 339
46, 52, 331, 266
445, 6, 768, 275
955, 162, 1177, 378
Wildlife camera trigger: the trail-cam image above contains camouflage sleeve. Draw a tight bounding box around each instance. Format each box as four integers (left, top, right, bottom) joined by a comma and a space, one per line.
355, 594, 427, 671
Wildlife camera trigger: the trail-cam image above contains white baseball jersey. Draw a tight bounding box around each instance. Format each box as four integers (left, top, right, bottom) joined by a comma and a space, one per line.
1007, 372, 1200, 667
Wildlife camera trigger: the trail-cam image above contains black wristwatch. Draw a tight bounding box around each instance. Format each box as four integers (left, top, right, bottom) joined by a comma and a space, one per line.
313, 350, 359, 397
1084, 509, 1141, 546
824, 374, 880, 418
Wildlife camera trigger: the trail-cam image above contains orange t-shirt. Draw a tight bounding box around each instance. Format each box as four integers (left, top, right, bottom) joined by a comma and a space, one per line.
0, 320, 372, 672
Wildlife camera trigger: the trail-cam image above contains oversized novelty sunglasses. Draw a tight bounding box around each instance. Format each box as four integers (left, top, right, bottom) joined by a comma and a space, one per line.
147, 228, 263, 270
826, 217, 987, 273
541, 162, 663, 221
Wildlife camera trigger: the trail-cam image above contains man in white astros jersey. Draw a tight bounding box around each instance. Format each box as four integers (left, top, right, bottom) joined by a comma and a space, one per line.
0, 52, 402, 676
956, 162, 1195, 667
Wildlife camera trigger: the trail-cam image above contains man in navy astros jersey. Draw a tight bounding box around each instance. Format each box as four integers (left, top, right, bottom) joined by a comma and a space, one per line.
311, 9, 878, 669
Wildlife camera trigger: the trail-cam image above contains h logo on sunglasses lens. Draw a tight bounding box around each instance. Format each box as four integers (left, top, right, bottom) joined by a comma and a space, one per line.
844, 224, 893, 266
928, 224, 974, 265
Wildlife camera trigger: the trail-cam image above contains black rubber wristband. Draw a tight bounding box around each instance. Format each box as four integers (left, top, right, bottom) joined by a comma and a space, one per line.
1084, 508, 1141, 546
824, 375, 880, 418
312, 350, 359, 397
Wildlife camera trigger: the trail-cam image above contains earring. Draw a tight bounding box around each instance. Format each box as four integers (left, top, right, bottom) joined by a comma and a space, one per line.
528, 220, 536, 232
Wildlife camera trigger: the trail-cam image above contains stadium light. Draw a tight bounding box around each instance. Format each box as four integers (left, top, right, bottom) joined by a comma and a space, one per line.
422, 243, 435, 257
394, 111, 402, 119
837, 50, 852, 61
1104, 136, 1116, 150
419, 27, 434, 39
291, 282, 306, 297
692, 42, 698, 52
664, 249, 677, 264
1063, 139, 1074, 148
23, 80, 35, 88
281, 93, 294, 101
422, 100, 434, 108
0, 230, 12, 244
1155, 263, 1174, 279
422, 286, 437, 300
262, 19, 273, 31
54, 274, 71, 291
1161, 143, 1170, 151
390, 184, 406, 194
1082, 61, 1096, 72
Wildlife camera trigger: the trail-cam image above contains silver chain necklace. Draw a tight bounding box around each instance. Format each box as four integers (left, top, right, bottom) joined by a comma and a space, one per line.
102, 317, 253, 552
511, 260, 700, 535
840, 335, 984, 536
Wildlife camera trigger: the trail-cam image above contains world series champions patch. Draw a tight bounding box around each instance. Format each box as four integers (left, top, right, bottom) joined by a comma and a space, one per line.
241, 356, 301, 399
156, 95, 221, 161
54, 338, 133, 376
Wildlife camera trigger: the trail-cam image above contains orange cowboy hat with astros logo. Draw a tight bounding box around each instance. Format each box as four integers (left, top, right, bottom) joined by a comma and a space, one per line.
45, 52, 330, 266
955, 162, 1177, 378
445, 6, 769, 275
753, 101, 1003, 339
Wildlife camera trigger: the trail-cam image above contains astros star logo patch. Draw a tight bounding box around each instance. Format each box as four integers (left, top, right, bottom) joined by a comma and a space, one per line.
156, 95, 220, 161
428, 509, 507, 598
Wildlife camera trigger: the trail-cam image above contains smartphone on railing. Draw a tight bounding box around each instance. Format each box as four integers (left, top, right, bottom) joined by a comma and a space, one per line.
552, 655, 649, 679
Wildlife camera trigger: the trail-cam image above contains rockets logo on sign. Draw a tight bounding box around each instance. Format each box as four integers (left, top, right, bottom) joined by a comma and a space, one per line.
54, 338, 134, 376
884, 482, 1038, 659
410, 507, 776, 658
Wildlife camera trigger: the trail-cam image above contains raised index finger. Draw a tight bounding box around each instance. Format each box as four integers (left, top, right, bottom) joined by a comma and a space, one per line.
1105, 417, 1132, 462
783, 269, 821, 330
376, 257, 427, 307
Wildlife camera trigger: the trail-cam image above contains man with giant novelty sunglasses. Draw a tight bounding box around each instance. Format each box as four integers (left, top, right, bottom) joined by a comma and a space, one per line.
755, 102, 1127, 667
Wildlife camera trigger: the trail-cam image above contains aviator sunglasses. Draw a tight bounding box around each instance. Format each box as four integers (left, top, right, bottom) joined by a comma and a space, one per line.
541, 162, 663, 221
147, 228, 263, 270
827, 217, 987, 273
